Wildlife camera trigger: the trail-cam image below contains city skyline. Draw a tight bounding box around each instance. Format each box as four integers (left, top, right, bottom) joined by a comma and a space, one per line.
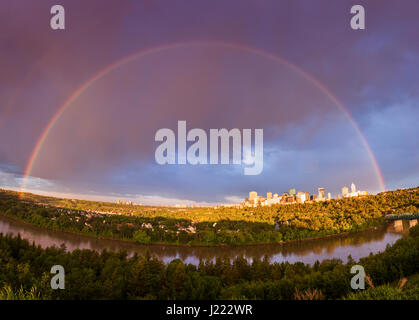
243, 182, 368, 207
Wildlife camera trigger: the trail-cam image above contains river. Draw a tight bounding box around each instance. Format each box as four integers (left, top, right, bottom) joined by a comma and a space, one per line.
0, 214, 411, 266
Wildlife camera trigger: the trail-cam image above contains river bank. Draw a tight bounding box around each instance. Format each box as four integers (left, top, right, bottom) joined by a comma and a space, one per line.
0, 211, 387, 248
0, 213, 407, 266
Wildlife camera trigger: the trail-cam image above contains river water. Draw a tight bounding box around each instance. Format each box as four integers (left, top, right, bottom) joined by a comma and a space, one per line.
0, 214, 411, 266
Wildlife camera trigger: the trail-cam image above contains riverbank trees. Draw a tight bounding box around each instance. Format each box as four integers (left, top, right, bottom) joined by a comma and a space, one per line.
1, 224, 419, 300
0, 187, 417, 245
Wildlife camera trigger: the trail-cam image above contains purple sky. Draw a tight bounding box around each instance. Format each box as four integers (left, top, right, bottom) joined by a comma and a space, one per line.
0, 0, 418, 205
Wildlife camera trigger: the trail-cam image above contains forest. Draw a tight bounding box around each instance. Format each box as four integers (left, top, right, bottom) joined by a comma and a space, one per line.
1, 224, 419, 300
0, 187, 417, 245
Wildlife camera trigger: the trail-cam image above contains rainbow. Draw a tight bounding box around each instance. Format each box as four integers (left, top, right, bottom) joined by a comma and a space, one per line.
20, 41, 386, 195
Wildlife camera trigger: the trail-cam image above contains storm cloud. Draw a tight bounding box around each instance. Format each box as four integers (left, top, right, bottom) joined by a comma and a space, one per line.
0, 0, 418, 203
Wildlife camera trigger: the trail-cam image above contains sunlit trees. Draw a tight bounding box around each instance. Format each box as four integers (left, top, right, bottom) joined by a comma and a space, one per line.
1, 187, 418, 245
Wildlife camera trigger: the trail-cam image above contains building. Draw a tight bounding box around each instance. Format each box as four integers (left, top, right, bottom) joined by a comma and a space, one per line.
272, 193, 281, 204
342, 186, 349, 197
249, 191, 258, 205
297, 191, 306, 203
249, 191, 257, 200
342, 183, 369, 198
318, 188, 325, 201
267, 192, 272, 199
288, 188, 296, 196
286, 196, 295, 203
296, 192, 303, 203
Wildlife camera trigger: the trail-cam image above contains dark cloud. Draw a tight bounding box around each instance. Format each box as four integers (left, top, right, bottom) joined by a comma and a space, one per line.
0, 0, 417, 203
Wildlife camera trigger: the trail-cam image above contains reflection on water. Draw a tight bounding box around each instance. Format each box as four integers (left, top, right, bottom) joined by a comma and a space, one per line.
0, 214, 411, 266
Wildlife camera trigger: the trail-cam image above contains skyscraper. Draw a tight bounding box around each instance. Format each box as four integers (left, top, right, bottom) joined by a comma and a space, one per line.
249, 191, 258, 205
342, 186, 349, 197
318, 188, 325, 200
297, 191, 305, 203
288, 188, 296, 196
267, 192, 272, 199
351, 183, 356, 193
249, 191, 257, 200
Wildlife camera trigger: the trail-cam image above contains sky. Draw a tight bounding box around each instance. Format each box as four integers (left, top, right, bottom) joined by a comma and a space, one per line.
0, 0, 418, 205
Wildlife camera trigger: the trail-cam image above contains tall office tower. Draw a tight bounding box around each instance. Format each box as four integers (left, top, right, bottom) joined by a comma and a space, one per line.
249, 191, 258, 204
351, 183, 356, 193
249, 191, 258, 200
318, 187, 325, 200
267, 192, 273, 199
288, 188, 296, 196
304, 192, 311, 201
328, 192, 331, 200
342, 186, 349, 197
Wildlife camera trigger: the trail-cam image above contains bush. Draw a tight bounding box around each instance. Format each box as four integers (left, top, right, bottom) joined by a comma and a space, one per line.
133, 230, 151, 244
